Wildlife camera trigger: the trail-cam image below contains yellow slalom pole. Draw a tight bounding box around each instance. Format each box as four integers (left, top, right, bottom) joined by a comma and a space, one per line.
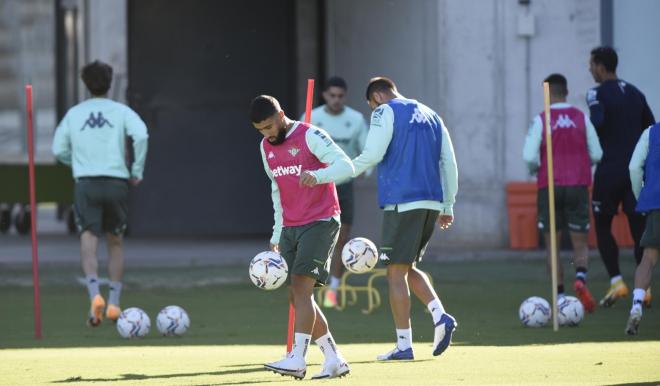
543, 82, 559, 332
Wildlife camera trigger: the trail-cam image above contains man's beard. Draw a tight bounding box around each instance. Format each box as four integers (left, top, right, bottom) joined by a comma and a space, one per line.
268, 126, 287, 145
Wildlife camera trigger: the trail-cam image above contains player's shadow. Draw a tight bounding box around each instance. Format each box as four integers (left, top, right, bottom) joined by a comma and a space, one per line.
52, 365, 265, 383
604, 383, 660, 386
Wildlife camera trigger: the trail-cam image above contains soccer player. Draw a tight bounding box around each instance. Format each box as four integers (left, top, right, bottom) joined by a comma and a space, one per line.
302, 76, 369, 308
352, 77, 458, 361
587, 46, 655, 307
523, 74, 602, 312
52, 60, 149, 326
626, 121, 660, 335
251, 95, 354, 379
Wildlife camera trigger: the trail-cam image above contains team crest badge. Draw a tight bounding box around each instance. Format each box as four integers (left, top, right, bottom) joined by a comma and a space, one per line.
288, 147, 300, 157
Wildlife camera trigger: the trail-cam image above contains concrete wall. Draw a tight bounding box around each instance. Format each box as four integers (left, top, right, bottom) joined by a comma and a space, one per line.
613, 0, 660, 117
326, 0, 600, 248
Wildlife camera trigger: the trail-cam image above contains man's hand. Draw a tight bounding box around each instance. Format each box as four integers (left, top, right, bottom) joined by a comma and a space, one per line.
270, 243, 280, 253
299, 171, 318, 187
129, 178, 142, 186
437, 215, 454, 230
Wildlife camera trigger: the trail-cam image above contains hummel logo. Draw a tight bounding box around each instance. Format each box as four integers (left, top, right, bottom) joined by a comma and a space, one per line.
268, 151, 275, 159
311, 267, 320, 275
409, 108, 429, 124
553, 114, 576, 129
81, 112, 113, 131
379, 253, 390, 261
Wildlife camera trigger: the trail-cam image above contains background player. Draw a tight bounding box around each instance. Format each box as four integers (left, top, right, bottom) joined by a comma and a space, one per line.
52, 60, 149, 327
352, 77, 458, 361
303, 76, 369, 308
587, 46, 655, 307
626, 121, 660, 335
523, 73, 602, 312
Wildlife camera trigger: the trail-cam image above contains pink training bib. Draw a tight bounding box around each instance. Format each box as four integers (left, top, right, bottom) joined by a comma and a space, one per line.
262, 123, 340, 227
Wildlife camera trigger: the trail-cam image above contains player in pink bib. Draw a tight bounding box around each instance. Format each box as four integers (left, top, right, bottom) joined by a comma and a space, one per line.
250, 95, 354, 380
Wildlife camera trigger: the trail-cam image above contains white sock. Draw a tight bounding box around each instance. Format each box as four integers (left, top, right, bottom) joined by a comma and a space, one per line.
633, 288, 646, 304
329, 276, 341, 290
611, 275, 623, 285
85, 275, 100, 300
395, 328, 412, 350
315, 332, 339, 361
427, 299, 445, 325
108, 281, 122, 306
292, 333, 311, 360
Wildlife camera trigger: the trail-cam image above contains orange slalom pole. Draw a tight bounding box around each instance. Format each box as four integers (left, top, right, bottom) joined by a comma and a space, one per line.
26, 84, 42, 339
287, 78, 315, 353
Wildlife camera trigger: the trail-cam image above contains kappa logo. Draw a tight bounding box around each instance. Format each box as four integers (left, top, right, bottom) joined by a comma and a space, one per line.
379, 253, 390, 262
288, 147, 300, 157
553, 114, 577, 129
268, 151, 275, 159
271, 165, 302, 177
80, 112, 113, 131
409, 108, 429, 124
311, 267, 320, 275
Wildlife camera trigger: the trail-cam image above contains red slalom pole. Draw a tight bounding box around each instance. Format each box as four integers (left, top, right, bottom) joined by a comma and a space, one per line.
287, 79, 315, 353
25, 84, 42, 339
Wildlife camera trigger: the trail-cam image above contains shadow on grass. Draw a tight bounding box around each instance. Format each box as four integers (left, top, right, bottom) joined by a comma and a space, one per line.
53, 365, 265, 383
604, 383, 660, 386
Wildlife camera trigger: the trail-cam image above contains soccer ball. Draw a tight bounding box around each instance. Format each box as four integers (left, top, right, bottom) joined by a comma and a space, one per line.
249, 251, 288, 290
557, 296, 584, 326
156, 305, 190, 336
341, 237, 379, 274
116, 307, 151, 338
519, 296, 551, 327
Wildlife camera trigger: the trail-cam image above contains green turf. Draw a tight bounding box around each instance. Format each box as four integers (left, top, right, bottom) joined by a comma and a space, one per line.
1, 257, 659, 384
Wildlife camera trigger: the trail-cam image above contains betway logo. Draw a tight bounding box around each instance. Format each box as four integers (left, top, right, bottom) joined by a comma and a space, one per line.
271, 165, 302, 177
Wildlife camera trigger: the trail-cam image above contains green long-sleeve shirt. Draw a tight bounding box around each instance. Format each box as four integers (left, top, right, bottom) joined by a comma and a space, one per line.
629, 127, 651, 199
352, 103, 458, 216
52, 98, 149, 179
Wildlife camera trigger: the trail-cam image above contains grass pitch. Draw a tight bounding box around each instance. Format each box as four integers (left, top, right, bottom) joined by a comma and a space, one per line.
1, 257, 659, 384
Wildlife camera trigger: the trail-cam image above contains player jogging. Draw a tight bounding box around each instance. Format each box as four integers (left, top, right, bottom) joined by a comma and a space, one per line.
302, 76, 369, 308
352, 77, 458, 360
587, 46, 655, 307
523, 73, 602, 312
626, 121, 660, 335
52, 60, 149, 327
250, 95, 354, 379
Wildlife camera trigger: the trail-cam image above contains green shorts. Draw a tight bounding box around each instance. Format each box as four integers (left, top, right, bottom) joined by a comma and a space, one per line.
279, 219, 340, 286
380, 208, 439, 265
537, 186, 590, 233
74, 177, 129, 237
336, 182, 354, 225
641, 210, 660, 249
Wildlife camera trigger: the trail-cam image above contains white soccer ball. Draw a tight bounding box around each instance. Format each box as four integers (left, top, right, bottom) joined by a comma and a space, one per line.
519, 296, 551, 327
156, 305, 190, 336
249, 251, 288, 290
117, 307, 151, 338
557, 296, 584, 326
341, 237, 379, 274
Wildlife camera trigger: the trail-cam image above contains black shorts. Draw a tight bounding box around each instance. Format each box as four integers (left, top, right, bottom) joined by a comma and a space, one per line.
279, 219, 340, 286
537, 186, 590, 233
336, 182, 354, 225
74, 177, 129, 237
380, 208, 439, 265
592, 169, 638, 216
641, 210, 660, 249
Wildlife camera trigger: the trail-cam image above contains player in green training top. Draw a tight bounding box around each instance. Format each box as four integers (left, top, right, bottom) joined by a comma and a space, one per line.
302, 76, 369, 308
52, 61, 149, 327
